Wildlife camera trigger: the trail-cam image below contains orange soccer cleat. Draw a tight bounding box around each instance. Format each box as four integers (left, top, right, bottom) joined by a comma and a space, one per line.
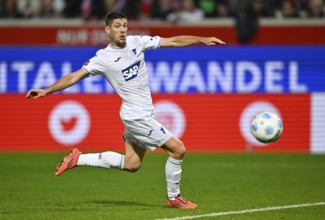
55, 148, 81, 176
167, 195, 198, 209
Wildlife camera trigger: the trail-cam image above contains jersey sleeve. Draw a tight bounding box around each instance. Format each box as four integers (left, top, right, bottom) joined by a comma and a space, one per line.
138, 35, 161, 51
82, 51, 106, 77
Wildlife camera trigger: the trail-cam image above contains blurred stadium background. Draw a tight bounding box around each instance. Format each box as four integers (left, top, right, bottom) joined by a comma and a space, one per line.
1, 1, 325, 219
0, 0, 324, 153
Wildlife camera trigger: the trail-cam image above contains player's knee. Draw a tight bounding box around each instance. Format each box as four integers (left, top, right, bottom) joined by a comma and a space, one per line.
126, 166, 141, 173
173, 141, 186, 160
124, 162, 141, 173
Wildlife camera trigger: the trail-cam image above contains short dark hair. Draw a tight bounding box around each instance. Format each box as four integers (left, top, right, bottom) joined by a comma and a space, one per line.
105, 11, 127, 26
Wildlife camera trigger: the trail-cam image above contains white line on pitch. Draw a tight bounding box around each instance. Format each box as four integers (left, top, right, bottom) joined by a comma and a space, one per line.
155, 202, 325, 220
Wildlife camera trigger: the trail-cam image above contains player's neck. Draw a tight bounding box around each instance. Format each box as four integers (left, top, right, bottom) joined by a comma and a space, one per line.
109, 43, 127, 50
109, 41, 126, 49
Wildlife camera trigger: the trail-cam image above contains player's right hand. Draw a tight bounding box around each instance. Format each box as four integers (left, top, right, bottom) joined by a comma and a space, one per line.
25, 89, 47, 99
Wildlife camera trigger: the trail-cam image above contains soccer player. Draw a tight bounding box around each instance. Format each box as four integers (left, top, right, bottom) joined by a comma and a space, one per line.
26, 11, 225, 209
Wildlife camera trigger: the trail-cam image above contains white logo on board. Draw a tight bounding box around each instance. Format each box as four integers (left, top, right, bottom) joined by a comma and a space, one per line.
240, 101, 281, 146
48, 100, 90, 146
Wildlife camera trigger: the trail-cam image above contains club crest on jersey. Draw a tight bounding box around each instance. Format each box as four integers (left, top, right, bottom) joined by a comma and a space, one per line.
122, 60, 141, 81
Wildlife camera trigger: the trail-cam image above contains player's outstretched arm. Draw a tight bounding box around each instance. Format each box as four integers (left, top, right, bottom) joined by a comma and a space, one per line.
26, 68, 88, 99
161, 35, 225, 48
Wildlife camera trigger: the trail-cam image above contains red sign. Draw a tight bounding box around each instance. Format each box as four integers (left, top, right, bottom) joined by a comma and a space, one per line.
0, 94, 310, 152
0, 25, 324, 46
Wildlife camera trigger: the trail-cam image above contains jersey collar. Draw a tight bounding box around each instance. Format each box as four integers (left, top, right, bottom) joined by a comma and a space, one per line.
108, 43, 128, 51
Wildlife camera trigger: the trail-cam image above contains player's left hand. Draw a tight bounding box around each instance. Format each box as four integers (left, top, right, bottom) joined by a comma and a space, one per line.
202, 37, 226, 46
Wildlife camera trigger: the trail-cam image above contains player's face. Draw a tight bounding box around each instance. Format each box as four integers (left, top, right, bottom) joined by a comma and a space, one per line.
105, 18, 127, 48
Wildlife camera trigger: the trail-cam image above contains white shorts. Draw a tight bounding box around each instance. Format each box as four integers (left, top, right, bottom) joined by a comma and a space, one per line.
122, 116, 172, 151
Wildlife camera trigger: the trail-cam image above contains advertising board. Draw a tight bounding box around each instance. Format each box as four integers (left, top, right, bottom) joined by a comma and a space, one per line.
0, 47, 324, 152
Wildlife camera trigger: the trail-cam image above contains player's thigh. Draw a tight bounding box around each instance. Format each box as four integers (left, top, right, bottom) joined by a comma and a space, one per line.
123, 118, 172, 151
124, 139, 147, 172
161, 136, 186, 160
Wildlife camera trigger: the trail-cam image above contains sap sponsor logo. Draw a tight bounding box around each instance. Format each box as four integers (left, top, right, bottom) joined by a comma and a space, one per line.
154, 100, 185, 138
239, 101, 281, 147
49, 100, 90, 146
122, 60, 141, 81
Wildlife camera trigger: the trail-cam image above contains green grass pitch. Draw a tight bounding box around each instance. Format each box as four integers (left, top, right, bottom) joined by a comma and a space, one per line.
1, 153, 325, 220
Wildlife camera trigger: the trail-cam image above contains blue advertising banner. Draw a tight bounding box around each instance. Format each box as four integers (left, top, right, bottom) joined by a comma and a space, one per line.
0, 46, 324, 94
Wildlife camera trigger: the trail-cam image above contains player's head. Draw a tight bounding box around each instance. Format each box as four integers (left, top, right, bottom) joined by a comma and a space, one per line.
105, 11, 127, 27
105, 11, 128, 48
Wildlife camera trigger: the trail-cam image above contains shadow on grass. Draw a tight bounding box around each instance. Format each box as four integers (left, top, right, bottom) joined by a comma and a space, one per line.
88, 200, 164, 208
47, 199, 164, 210
0, 200, 164, 216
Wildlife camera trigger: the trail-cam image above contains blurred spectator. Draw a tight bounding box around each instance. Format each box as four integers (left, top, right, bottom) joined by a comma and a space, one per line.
104, 0, 119, 12
307, 0, 324, 17
197, 0, 230, 18
228, 0, 240, 16
63, 0, 81, 18
196, 0, 217, 17
139, 0, 152, 19
63, 0, 106, 21
0, 0, 2, 13
120, 0, 141, 20
279, 0, 299, 18
167, 0, 204, 23
235, 0, 259, 44
39, 0, 53, 17
52, 0, 65, 17
252, 0, 274, 17
39, 0, 64, 18
80, 0, 106, 21
151, 0, 176, 20
80, 0, 92, 19
17, 0, 41, 18
295, 0, 310, 12
216, 1, 230, 17
230, 0, 274, 17
1, 0, 323, 21
0, 0, 22, 18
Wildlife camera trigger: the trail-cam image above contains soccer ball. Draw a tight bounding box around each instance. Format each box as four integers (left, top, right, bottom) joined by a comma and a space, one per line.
251, 112, 283, 144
